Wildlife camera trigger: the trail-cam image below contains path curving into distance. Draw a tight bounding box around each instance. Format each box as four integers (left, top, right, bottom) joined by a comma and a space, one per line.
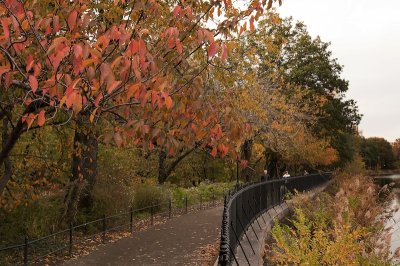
62, 206, 223, 266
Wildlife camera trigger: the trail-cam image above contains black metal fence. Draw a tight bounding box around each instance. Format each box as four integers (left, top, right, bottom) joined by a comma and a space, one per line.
218, 173, 331, 265
0, 194, 223, 266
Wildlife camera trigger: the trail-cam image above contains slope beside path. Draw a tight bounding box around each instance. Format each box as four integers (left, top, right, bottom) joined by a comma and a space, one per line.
62, 206, 223, 266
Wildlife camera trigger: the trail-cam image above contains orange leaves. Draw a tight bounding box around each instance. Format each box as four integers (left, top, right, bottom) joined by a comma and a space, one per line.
22, 113, 36, 129
126, 83, 141, 99
22, 110, 46, 129
67, 10, 78, 31
0, 66, 10, 78
250, 16, 255, 32
0, 0, 289, 164
218, 144, 229, 158
29, 75, 38, 92
37, 110, 46, 127
209, 144, 230, 158
165, 96, 173, 109
210, 147, 217, 158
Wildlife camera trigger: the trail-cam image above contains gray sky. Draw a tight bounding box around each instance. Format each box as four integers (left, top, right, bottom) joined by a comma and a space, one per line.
277, 0, 400, 142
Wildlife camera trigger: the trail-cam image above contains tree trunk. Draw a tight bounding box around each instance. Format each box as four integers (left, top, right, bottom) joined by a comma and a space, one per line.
241, 139, 253, 181
64, 127, 98, 223
158, 147, 196, 184
265, 149, 281, 179
158, 149, 168, 184
0, 118, 14, 195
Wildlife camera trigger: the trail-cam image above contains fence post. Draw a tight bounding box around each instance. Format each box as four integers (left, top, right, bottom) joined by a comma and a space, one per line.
130, 207, 133, 234
69, 222, 73, 256
23, 235, 28, 266
150, 206, 154, 226
168, 199, 172, 219
102, 215, 106, 244
218, 196, 230, 266
185, 196, 188, 214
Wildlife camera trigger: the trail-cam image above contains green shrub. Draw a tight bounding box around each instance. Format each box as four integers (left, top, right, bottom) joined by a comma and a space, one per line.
133, 185, 170, 212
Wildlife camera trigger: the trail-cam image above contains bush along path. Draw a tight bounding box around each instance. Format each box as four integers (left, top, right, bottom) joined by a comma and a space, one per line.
62, 205, 223, 266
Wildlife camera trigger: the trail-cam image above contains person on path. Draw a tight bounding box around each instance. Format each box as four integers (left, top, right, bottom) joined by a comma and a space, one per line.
281, 170, 290, 196
282, 170, 290, 179
261, 169, 269, 182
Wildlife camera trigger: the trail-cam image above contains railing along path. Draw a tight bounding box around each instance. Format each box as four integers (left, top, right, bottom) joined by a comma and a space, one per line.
218, 173, 331, 265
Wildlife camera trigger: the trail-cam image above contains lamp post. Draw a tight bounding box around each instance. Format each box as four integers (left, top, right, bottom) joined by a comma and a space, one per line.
236, 160, 239, 184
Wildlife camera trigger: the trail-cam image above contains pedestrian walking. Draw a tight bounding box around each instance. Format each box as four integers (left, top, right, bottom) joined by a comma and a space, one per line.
261, 169, 269, 182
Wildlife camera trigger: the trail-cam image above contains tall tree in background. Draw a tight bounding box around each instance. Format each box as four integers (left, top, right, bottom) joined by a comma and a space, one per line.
360, 137, 395, 170
254, 14, 361, 167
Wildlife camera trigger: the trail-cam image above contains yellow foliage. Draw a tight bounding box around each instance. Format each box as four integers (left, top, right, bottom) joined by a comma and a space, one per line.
268, 174, 392, 265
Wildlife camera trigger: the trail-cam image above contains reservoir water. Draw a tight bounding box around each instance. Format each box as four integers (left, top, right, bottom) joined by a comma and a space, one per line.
376, 174, 400, 256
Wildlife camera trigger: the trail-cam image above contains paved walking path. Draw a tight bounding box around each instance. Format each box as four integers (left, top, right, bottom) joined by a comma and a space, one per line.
63, 206, 223, 266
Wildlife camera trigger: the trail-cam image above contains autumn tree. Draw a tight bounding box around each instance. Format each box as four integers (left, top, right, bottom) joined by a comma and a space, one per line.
1, 0, 285, 220
206, 13, 339, 179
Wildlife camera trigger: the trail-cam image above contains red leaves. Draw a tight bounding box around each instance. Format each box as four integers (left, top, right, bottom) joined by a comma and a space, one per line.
26, 55, 34, 72
240, 160, 248, 169
129, 40, 139, 55
29, 75, 38, 92
107, 80, 121, 94
208, 42, 219, 58
210, 147, 217, 158
73, 44, 83, 58
175, 39, 183, 54
72, 44, 84, 75
67, 10, 78, 31
173, 6, 181, 18
52, 15, 61, 33
221, 43, 228, 61
1, 18, 10, 40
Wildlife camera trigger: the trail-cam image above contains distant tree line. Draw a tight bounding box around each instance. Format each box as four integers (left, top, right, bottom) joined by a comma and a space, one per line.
360, 137, 400, 170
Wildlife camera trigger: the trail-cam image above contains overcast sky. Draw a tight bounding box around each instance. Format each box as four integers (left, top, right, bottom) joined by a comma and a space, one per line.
277, 0, 400, 142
